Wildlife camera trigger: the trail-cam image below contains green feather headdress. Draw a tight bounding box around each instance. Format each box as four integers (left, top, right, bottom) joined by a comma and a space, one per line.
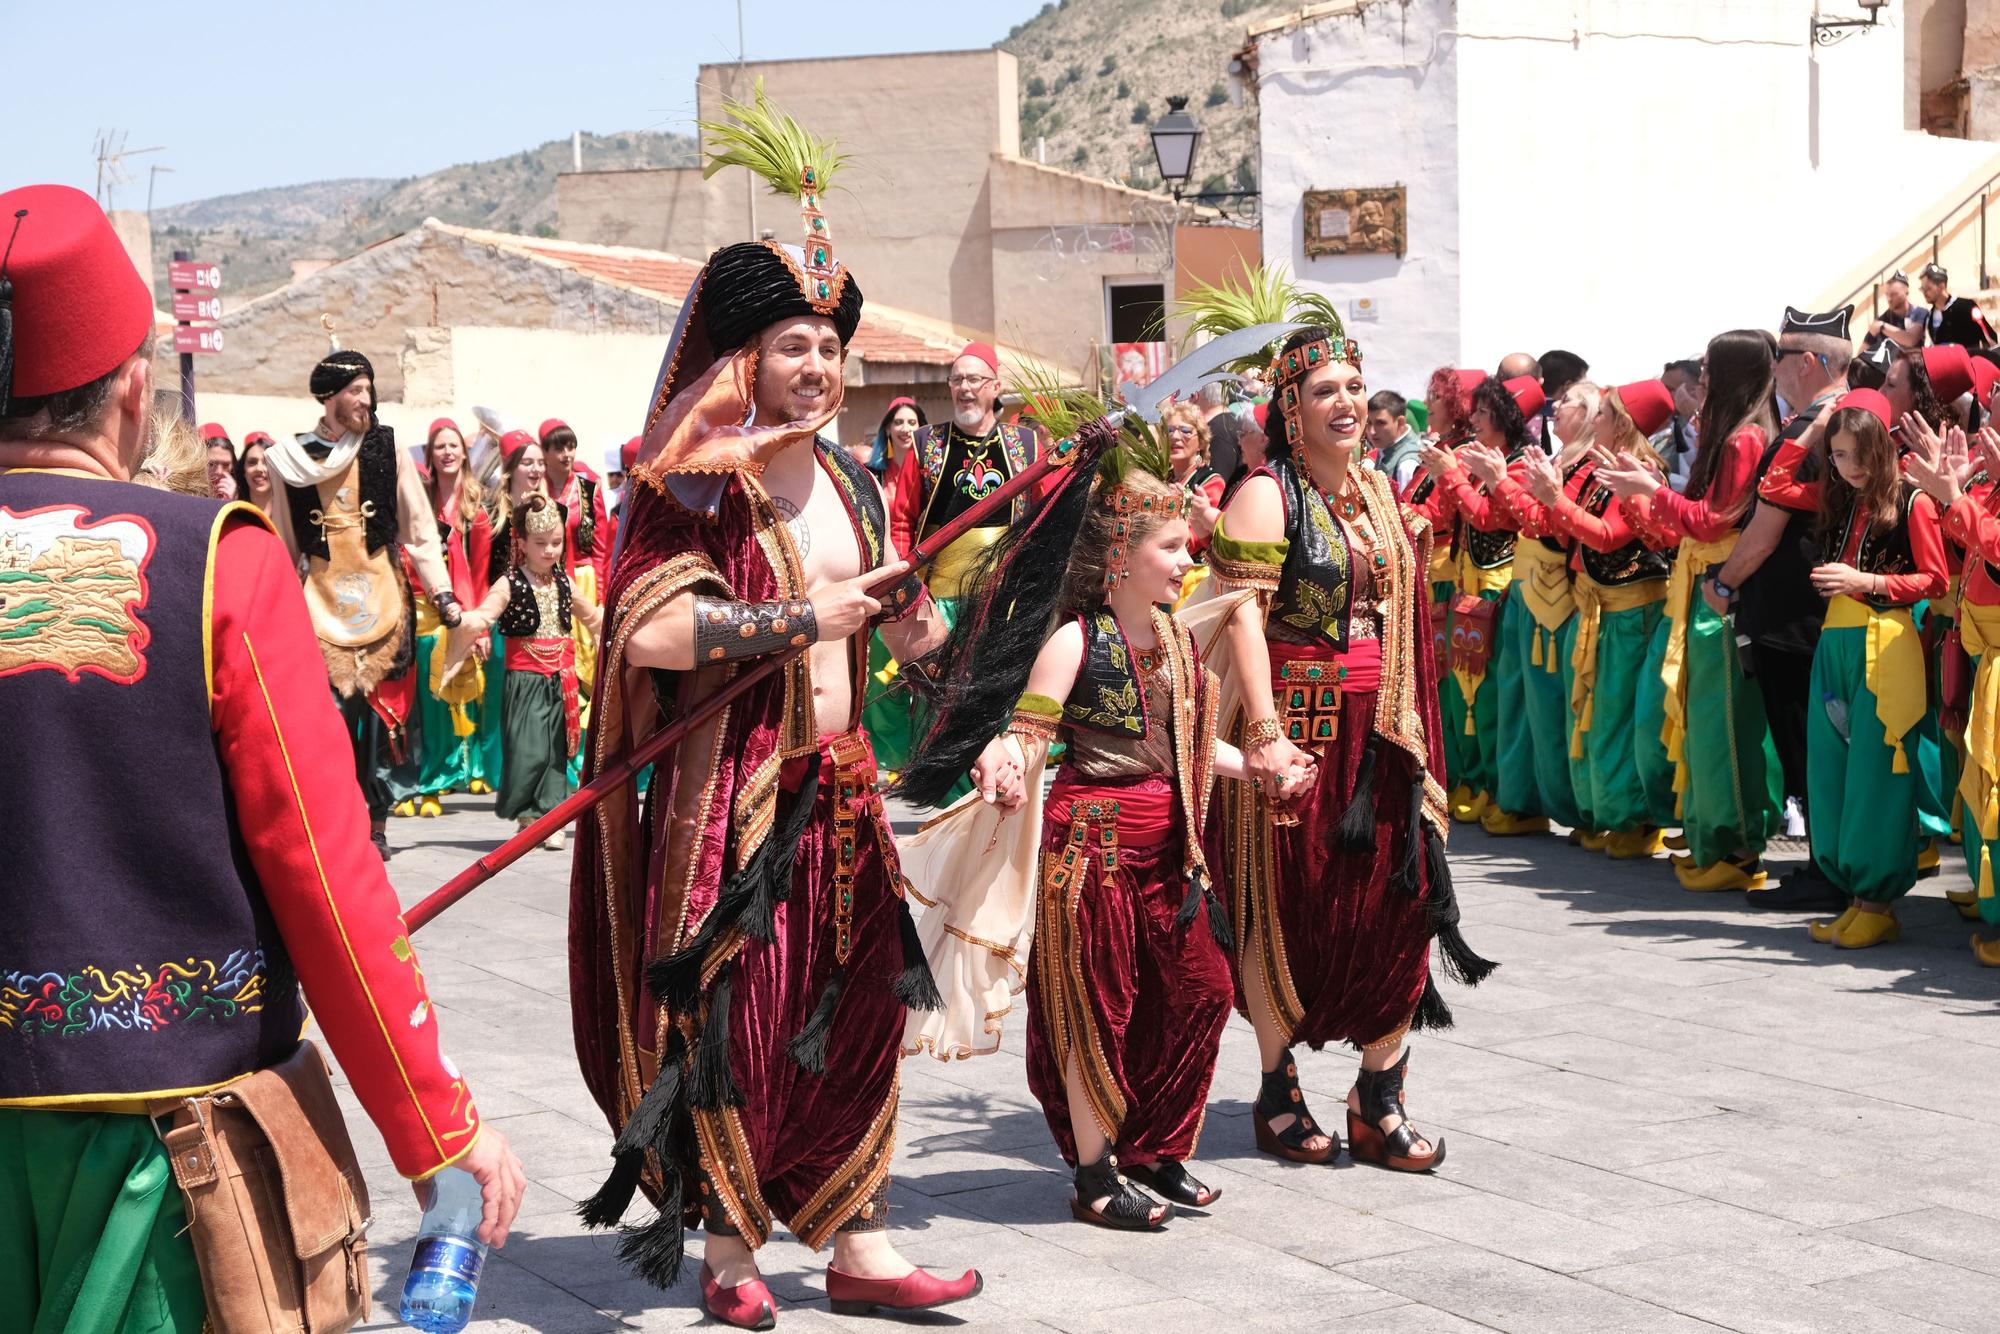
698, 78, 849, 305
1009, 359, 1173, 493
1173, 265, 1352, 374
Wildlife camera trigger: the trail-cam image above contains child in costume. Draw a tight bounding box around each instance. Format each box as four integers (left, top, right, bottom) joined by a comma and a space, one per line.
901, 409, 1302, 1230
447, 494, 600, 848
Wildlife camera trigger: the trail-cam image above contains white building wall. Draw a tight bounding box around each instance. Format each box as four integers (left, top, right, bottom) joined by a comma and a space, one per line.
1257, 0, 2000, 395
1257, 0, 1461, 400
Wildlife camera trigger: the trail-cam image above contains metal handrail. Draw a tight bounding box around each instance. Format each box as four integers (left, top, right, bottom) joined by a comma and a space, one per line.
1832, 166, 2000, 317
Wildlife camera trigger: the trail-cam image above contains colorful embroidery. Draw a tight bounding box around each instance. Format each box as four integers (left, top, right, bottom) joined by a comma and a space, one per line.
1, 949, 266, 1034
0, 504, 154, 685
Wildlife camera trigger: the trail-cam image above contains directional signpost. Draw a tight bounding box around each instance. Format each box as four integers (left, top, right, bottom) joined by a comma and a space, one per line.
169, 252, 223, 423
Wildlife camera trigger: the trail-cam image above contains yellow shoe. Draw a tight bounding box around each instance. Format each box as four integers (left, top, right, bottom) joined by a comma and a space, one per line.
1917, 843, 1942, 878
1604, 828, 1664, 860
1675, 858, 1767, 892
1832, 908, 1900, 949
1808, 903, 1859, 943
1450, 785, 1481, 822
1481, 809, 1550, 837
1572, 829, 1610, 851
1951, 828, 1965, 846
1946, 886, 1977, 907
393, 799, 417, 818
419, 795, 444, 819
1972, 934, 2000, 966
1663, 831, 1688, 852
469, 779, 493, 795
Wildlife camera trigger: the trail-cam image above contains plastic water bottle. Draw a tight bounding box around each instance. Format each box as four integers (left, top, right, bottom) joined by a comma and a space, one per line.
399, 1167, 487, 1332
1822, 691, 1851, 742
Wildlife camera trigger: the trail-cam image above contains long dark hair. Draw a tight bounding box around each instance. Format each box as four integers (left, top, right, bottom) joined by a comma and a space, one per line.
897, 417, 1115, 806
869, 397, 926, 476
1816, 406, 1905, 549
1469, 378, 1533, 457
1900, 345, 1948, 432
1687, 329, 1778, 508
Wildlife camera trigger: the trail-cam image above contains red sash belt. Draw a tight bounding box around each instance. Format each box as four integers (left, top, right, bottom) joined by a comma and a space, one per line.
1047, 773, 1175, 840
505, 636, 580, 757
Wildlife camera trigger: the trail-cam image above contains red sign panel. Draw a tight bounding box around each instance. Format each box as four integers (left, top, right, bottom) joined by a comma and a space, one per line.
168, 260, 223, 291
171, 292, 224, 322
173, 326, 225, 355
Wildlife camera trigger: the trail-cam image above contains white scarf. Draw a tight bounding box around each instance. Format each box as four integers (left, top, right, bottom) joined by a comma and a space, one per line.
267, 428, 364, 489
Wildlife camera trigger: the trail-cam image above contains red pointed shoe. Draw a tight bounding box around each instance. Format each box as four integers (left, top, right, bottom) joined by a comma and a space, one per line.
700, 1263, 778, 1331
826, 1266, 983, 1317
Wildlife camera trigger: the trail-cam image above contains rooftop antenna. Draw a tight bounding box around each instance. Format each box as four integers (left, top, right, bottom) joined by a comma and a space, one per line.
147, 164, 174, 223
93, 129, 167, 210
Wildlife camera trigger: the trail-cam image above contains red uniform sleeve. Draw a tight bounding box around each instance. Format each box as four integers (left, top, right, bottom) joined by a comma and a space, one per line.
1893, 492, 1951, 604
1441, 462, 1511, 532
590, 479, 613, 584
1648, 427, 1762, 541
1620, 491, 1686, 546
1944, 491, 2000, 565
1493, 465, 1566, 540
888, 447, 922, 555
1406, 466, 1458, 530
208, 517, 481, 1180
1757, 438, 1821, 514
1552, 493, 1642, 552
465, 507, 494, 604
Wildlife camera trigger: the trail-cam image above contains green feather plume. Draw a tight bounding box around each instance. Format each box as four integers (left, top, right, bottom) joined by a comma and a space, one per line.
1100, 415, 1173, 491
1173, 265, 1344, 371
699, 78, 847, 198
1010, 357, 1109, 446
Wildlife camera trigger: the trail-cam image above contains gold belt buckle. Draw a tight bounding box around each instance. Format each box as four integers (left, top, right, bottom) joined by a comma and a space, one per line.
1275, 659, 1343, 748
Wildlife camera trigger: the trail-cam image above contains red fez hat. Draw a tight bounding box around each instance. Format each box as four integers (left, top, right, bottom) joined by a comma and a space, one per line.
242, 430, 273, 449
955, 342, 999, 374
500, 429, 536, 461
1924, 345, 1974, 404
1973, 357, 1999, 410
538, 417, 571, 443
1615, 380, 1674, 438
0, 184, 155, 406
1834, 388, 1893, 430
1253, 401, 1270, 433
620, 435, 641, 470
1454, 368, 1489, 397
199, 422, 228, 443
886, 395, 917, 414
1504, 375, 1546, 420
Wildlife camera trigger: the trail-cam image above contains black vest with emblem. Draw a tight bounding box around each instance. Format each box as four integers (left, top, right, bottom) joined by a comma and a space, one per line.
1264, 456, 1354, 652
496, 568, 573, 636
1829, 485, 1923, 605
0, 472, 305, 1103
1461, 445, 1523, 569
284, 424, 399, 564
1062, 610, 1150, 737
1575, 464, 1671, 587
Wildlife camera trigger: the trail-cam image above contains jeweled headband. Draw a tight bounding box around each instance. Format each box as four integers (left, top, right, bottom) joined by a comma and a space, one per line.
1274, 334, 1364, 448
523, 499, 563, 537
1102, 484, 1192, 589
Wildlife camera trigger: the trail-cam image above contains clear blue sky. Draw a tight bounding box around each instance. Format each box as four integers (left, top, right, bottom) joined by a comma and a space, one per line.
6, 0, 1049, 210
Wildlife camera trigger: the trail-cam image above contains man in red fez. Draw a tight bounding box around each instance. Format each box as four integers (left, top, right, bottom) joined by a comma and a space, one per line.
1707, 304, 1857, 910
0, 183, 522, 1332
260, 341, 462, 860
563, 90, 975, 1320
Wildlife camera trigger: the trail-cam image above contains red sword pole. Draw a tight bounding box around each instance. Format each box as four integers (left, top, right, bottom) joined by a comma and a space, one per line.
405, 431, 1097, 933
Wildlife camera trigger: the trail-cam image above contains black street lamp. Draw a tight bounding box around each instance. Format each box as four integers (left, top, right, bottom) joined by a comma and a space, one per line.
1149, 96, 1202, 201
1810, 0, 1890, 48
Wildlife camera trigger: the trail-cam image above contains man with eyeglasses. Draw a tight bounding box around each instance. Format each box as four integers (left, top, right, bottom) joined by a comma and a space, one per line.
1705, 304, 1855, 912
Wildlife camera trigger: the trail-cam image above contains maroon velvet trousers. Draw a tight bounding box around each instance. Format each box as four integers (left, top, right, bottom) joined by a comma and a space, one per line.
1219, 642, 1433, 1050
1025, 774, 1232, 1168
715, 730, 905, 1242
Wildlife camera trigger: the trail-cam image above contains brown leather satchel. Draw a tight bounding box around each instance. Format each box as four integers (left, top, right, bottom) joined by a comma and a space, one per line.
154, 1041, 372, 1333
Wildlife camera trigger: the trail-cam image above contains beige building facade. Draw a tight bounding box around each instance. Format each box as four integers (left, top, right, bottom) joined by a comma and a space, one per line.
557, 49, 1257, 383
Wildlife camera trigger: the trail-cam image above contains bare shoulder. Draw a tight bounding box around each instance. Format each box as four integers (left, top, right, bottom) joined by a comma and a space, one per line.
1222, 471, 1286, 543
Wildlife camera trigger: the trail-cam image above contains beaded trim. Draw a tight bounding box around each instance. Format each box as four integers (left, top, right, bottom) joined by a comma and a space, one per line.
1103, 485, 1193, 589
1273, 334, 1364, 450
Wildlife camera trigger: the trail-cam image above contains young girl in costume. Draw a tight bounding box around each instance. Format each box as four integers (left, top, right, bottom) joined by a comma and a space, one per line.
900, 414, 1300, 1230
1799, 392, 1950, 945
1188, 295, 1494, 1176
448, 494, 600, 850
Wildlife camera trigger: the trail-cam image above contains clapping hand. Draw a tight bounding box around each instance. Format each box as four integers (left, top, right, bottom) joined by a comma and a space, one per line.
1522, 451, 1563, 505
1418, 441, 1455, 477
1460, 442, 1507, 486
1593, 450, 1663, 499
1901, 413, 1970, 507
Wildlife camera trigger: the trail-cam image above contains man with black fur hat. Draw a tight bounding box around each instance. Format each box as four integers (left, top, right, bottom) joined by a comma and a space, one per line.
1706, 304, 1853, 910
562, 85, 976, 1325
264, 341, 463, 860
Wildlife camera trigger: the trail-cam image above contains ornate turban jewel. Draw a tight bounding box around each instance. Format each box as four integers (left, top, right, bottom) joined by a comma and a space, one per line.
523, 498, 564, 538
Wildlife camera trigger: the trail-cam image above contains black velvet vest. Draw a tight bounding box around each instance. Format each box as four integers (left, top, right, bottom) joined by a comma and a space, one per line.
1575, 465, 1671, 587
1062, 610, 1150, 737
0, 472, 304, 1102
1829, 486, 1922, 607
285, 424, 398, 564
1265, 456, 1353, 652
495, 567, 573, 636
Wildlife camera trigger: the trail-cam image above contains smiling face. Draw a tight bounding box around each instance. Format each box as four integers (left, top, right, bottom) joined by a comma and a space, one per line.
1295, 358, 1368, 459
323, 378, 372, 436
1126, 514, 1194, 606
1469, 401, 1499, 449
755, 317, 843, 423
888, 405, 921, 449
1553, 387, 1591, 446
429, 428, 465, 478
948, 353, 1000, 432
509, 443, 547, 501
1163, 407, 1206, 477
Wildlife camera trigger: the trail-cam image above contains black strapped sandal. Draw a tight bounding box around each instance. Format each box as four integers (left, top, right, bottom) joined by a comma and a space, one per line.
1070, 1152, 1173, 1231
1253, 1048, 1340, 1164
1348, 1048, 1445, 1172
1121, 1159, 1221, 1209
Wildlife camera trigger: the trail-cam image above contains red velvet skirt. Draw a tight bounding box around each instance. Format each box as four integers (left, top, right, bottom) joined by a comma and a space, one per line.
716, 730, 906, 1240
1024, 774, 1232, 1168
1213, 641, 1433, 1049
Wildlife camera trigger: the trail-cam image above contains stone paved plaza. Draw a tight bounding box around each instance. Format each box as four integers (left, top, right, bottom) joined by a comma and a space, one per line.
342, 796, 2000, 1332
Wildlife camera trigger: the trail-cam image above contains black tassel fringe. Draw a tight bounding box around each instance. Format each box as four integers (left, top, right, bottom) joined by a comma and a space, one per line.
1394, 776, 1427, 896
577, 1150, 645, 1229
614, 1182, 687, 1290
787, 965, 845, 1074
1205, 888, 1234, 951
1411, 975, 1454, 1031
892, 902, 943, 1011
1338, 737, 1380, 852
689, 969, 742, 1109
1175, 869, 1205, 927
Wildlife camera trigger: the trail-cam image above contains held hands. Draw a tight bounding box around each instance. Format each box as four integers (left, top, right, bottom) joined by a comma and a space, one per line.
970, 736, 1028, 811
811, 559, 907, 640
1246, 734, 1317, 808
1810, 562, 1873, 600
